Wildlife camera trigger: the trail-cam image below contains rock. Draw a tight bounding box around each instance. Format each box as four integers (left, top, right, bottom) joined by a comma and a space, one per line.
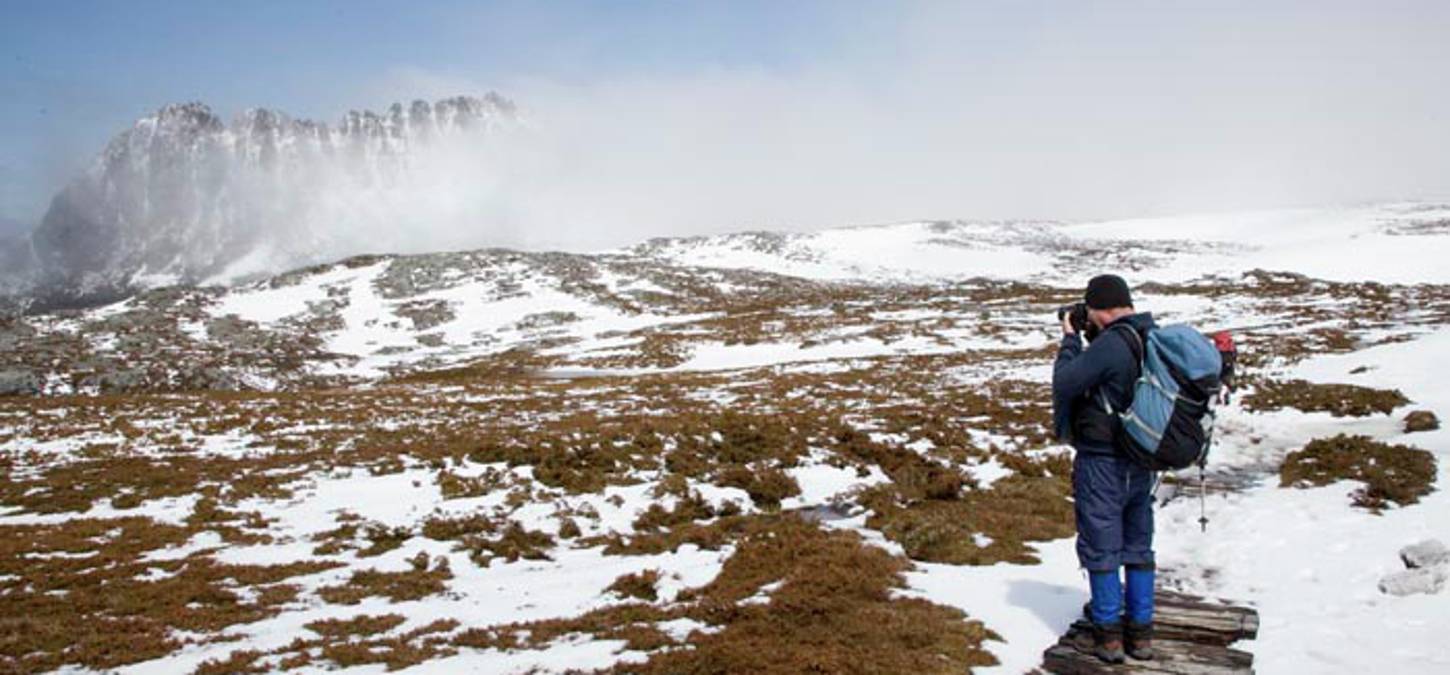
1400, 539, 1450, 569
81, 368, 147, 393
1404, 410, 1440, 433
1379, 566, 1448, 596
0, 368, 41, 396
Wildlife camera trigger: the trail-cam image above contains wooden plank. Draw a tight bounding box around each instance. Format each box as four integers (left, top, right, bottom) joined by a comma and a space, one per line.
1042, 591, 1259, 674
1043, 639, 1255, 675
1157, 591, 1260, 641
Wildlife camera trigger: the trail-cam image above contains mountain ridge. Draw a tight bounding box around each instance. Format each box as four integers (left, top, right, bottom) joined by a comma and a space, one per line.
2, 93, 517, 314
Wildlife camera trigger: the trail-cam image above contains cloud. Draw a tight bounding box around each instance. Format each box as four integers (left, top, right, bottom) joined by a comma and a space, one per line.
28, 1, 1445, 263
350, 2, 1450, 253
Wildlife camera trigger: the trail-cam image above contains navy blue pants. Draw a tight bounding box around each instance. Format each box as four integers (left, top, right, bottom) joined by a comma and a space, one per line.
1073, 451, 1155, 571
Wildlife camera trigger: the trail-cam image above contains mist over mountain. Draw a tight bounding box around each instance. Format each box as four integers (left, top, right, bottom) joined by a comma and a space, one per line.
2, 94, 517, 313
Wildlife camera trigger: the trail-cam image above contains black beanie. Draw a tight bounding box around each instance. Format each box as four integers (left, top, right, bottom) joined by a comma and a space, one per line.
1085, 274, 1132, 310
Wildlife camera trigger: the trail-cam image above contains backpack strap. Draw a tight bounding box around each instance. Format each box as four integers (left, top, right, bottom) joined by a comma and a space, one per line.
1108, 322, 1145, 365
1096, 322, 1146, 417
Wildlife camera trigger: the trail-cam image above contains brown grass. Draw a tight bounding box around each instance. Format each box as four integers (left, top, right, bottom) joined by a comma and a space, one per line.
1280, 434, 1437, 509
0, 516, 341, 673
606, 569, 663, 602
15, 265, 1442, 670
305, 613, 408, 639
1405, 410, 1440, 433
1243, 379, 1410, 417
450, 515, 998, 673
317, 553, 453, 605
612, 515, 999, 674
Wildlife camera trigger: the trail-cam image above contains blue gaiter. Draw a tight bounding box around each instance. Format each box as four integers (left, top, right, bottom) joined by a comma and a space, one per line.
1088, 570, 1123, 626
1124, 565, 1155, 625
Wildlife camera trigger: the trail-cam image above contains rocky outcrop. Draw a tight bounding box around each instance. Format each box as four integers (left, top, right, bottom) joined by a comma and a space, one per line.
9, 94, 516, 313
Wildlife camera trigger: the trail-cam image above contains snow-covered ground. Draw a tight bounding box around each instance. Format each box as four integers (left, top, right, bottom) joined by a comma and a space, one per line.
4, 201, 1449, 673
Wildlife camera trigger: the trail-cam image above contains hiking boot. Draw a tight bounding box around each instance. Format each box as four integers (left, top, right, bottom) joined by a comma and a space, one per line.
1092, 623, 1126, 664
1124, 621, 1154, 661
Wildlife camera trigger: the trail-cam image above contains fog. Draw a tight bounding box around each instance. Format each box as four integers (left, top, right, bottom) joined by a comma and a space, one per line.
348, 2, 1450, 252
11, 2, 1450, 259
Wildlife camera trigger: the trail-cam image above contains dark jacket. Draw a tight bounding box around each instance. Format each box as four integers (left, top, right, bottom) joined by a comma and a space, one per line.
1052, 312, 1157, 455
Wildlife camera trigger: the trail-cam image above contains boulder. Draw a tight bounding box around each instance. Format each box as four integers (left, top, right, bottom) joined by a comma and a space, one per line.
1379, 566, 1447, 596
0, 368, 41, 396
1400, 539, 1450, 569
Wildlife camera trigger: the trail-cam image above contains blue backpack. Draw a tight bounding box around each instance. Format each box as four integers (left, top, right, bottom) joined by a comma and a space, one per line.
1102, 323, 1222, 471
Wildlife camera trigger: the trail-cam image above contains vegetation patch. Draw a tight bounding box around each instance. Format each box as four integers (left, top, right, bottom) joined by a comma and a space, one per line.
1405, 410, 1440, 433
318, 553, 453, 605
863, 460, 1075, 566
606, 569, 663, 602
1280, 434, 1437, 509
1243, 379, 1410, 417
305, 613, 408, 639
0, 516, 340, 673
203, 618, 462, 673
455, 515, 997, 674
614, 515, 999, 674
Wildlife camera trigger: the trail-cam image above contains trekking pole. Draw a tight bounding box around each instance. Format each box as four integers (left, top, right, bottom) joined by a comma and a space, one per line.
1198, 461, 1209, 532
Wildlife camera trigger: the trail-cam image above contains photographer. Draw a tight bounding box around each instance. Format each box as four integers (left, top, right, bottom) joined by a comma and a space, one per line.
1051, 274, 1158, 664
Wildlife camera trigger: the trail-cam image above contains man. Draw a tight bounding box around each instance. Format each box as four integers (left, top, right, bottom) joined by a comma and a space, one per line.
1052, 274, 1157, 663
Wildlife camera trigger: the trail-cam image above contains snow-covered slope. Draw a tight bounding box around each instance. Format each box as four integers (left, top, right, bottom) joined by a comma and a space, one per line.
631, 202, 1450, 284
3, 203, 1449, 674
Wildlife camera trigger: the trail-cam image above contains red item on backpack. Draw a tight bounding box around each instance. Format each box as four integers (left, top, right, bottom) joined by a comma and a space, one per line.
1212, 331, 1235, 353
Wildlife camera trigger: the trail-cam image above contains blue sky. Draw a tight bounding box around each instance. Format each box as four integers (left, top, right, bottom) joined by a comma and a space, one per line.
3, 1, 1449, 243
1, 0, 866, 230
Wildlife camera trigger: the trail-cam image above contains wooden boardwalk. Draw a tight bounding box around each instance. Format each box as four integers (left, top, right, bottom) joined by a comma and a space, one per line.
1041, 590, 1260, 674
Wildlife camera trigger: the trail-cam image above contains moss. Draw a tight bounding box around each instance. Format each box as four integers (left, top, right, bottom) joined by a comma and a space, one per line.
420, 512, 498, 541
449, 516, 997, 673
1280, 434, 1437, 509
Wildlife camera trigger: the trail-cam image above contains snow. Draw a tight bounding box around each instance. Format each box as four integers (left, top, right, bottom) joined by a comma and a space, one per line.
933, 328, 1450, 674
210, 263, 358, 324
884, 213, 1450, 675
1068, 203, 1450, 284
637, 202, 1450, 286
905, 538, 1087, 675
641, 221, 1057, 283
13, 200, 1450, 672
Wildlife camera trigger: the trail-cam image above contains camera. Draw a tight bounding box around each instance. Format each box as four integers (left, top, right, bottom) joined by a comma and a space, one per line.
1057, 302, 1089, 334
